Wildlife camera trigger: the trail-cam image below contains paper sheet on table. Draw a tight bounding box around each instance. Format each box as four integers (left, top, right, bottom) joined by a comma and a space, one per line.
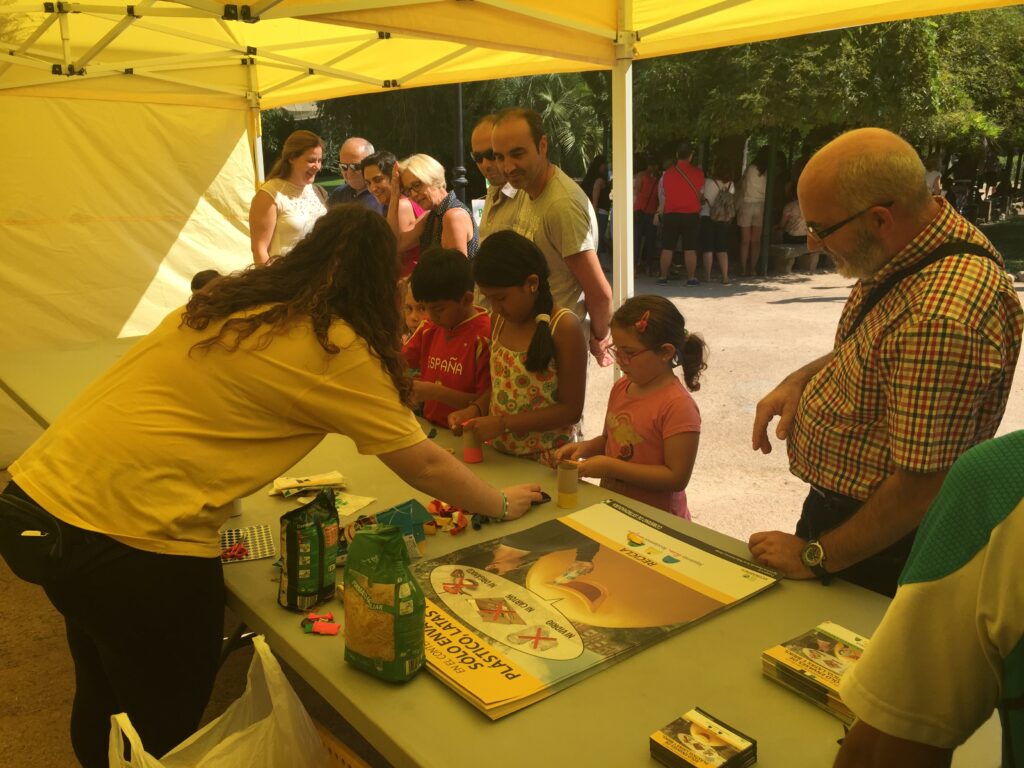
295, 491, 376, 517
269, 471, 346, 495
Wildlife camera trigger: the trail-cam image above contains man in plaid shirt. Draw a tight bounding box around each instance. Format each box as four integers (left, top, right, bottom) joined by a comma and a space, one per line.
747, 128, 1022, 597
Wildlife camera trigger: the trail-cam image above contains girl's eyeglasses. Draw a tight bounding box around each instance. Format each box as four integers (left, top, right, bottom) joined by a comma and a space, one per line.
608, 345, 653, 364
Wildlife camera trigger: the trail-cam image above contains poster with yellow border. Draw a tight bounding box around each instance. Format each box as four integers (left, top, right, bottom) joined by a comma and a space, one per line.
412, 500, 778, 718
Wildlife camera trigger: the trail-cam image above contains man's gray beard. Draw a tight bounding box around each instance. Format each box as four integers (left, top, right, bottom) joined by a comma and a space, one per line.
835, 229, 892, 279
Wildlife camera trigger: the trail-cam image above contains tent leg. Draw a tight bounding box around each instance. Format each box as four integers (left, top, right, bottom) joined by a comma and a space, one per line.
610, 37, 634, 312
246, 64, 264, 188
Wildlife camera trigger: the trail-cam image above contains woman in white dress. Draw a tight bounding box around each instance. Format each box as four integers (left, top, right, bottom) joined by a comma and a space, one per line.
249, 130, 328, 265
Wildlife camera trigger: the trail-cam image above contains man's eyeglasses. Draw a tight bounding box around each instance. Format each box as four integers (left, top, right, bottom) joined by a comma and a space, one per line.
806, 201, 894, 242
608, 345, 653, 364
339, 162, 360, 172
470, 149, 495, 164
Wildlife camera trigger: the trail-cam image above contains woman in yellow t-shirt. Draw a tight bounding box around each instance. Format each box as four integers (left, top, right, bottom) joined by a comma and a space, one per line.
2, 206, 541, 768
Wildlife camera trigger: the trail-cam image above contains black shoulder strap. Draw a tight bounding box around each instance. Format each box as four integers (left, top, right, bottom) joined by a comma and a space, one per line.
842, 240, 997, 341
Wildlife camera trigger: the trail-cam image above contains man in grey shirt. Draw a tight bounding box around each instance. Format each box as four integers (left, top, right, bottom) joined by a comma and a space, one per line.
471, 114, 522, 242
491, 107, 613, 366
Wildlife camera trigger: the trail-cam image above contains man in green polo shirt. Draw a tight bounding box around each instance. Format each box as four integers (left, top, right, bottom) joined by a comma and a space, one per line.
835, 430, 1024, 767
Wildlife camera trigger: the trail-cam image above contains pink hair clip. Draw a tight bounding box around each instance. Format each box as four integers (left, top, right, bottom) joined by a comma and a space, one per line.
635, 310, 650, 333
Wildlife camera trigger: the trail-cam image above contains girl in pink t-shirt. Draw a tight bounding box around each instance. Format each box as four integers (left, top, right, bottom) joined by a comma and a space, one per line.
555, 295, 708, 518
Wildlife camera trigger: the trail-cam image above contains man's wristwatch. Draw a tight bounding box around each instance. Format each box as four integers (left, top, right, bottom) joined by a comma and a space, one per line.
800, 539, 832, 585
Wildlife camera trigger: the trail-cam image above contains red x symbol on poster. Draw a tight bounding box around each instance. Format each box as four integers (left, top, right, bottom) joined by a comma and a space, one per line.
442, 569, 478, 595
486, 602, 514, 621
438, 577, 473, 593
515, 628, 550, 649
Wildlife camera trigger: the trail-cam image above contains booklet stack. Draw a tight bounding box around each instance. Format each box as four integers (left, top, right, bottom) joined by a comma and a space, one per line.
650, 708, 756, 768
761, 621, 869, 725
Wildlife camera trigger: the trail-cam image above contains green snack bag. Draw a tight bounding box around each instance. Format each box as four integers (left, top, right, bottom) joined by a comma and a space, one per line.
279, 489, 339, 611
344, 525, 426, 682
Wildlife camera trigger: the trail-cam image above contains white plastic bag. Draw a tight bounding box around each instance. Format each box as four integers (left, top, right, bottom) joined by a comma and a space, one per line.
108, 635, 329, 768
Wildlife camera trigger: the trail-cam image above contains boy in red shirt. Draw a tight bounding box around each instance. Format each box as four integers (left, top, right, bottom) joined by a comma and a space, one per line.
403, 248, 492, 427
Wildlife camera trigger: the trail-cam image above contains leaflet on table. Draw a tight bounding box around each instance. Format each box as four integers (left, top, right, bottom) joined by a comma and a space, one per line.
650, 707, 757, 768
761, 621, 868, 693
412, 500, 779, 718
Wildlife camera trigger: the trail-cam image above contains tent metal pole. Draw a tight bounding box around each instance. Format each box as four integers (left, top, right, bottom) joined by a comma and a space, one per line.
610, 4, 634, 316
75, 2, 152, 70
128, 17, 247, 50
637, 0, 753, 38
248, 0, 286, 17
0, 53, 63, 73
58, 11, 72, 71
106, 50, 231, 71
247, 61, 264, 187
261, 0, 441, 18
262, 33, 378, 52
474, 0, 615, 40
323, 37, 381, 66
259, 70, 309, 96
216, 18, 241, 46
259, 49, 383, 87
0, 13, 58, 79
62, 3, 209, 14
396, 45, 474, 86
131, 69, 247, 96
0, 70, 117, 90
325, 20, 609, 66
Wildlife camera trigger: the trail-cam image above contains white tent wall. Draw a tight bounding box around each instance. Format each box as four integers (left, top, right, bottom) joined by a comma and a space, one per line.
0, 94, 254, 462
1, 95, 254, 351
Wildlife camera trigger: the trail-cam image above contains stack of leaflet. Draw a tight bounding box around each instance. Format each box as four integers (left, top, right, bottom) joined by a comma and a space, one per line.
650, 708, 756, 768
271, 471, 376, 517
761, 620, 869, 725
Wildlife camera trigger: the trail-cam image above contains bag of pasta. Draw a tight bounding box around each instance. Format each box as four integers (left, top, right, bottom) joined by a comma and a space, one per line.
278, 489, 339, 611
343, 524, 425, 682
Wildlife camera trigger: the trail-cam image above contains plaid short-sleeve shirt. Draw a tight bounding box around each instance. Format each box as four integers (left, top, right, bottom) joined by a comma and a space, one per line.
789, 198, 1023, 500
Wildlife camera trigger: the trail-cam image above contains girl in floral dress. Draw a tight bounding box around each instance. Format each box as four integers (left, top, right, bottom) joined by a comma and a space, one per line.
447, 231, 586, 464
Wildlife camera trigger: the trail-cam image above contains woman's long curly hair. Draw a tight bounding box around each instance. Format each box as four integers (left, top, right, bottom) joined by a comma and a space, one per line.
181, 204, 412, 405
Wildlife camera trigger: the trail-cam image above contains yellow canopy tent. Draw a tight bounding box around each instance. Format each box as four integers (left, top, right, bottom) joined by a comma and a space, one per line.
0, 0, 1014, 460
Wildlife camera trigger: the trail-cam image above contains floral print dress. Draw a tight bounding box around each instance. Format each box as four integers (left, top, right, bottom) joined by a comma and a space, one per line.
489, 307, 582, 460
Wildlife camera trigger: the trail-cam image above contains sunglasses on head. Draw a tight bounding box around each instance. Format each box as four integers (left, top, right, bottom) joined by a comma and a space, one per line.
470, 149, 495, 164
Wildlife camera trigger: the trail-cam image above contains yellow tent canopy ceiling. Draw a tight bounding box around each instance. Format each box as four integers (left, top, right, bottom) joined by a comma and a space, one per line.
0, 0, 1017, 109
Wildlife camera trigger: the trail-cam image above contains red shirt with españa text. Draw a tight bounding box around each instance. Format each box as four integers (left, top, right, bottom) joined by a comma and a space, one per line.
402, 307, 492, 426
